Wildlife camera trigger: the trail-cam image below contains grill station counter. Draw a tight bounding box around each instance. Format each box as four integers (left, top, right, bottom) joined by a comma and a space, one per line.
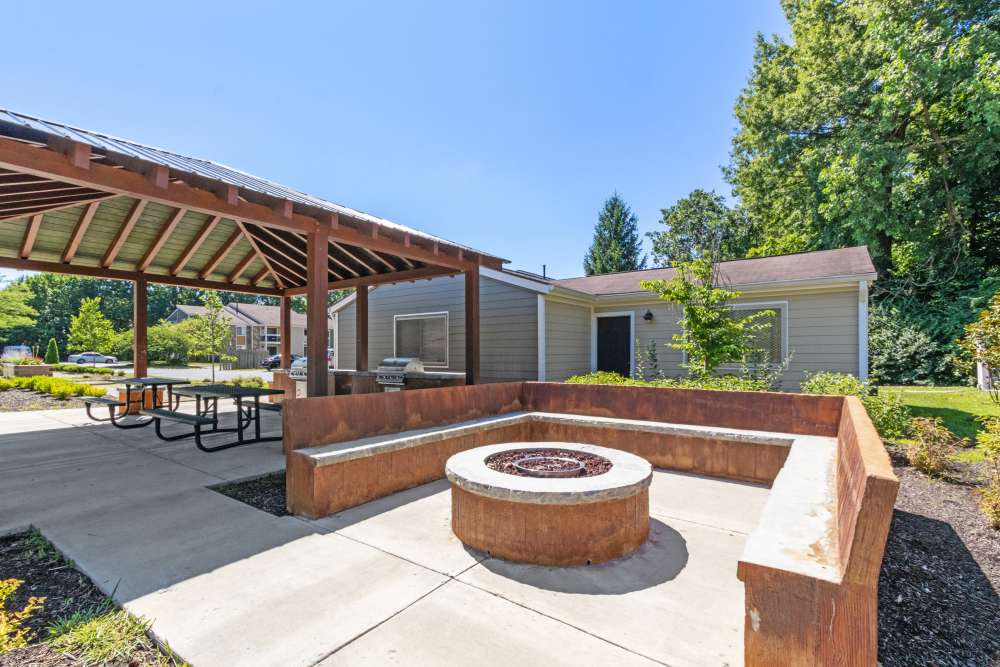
270, 357, 464, 399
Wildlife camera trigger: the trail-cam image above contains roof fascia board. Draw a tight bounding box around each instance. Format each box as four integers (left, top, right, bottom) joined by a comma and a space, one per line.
583, 274, 876, 303
479, 266, 552, 293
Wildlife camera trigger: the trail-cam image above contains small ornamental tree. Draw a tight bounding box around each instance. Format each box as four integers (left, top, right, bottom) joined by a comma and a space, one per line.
43, 338, 60, 364
187, 292, 234, 382
67, 297, 116, 366
957, 292, 1000, 404
641, 257, 773, 376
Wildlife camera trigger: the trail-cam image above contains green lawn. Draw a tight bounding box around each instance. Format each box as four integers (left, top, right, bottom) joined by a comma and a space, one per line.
884, 386, 999, 460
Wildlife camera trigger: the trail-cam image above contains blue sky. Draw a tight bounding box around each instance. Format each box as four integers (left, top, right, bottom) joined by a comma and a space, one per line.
2, 1, 788, 284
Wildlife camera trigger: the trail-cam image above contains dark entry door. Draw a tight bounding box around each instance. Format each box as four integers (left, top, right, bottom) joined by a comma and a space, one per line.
597, 316, 630, 377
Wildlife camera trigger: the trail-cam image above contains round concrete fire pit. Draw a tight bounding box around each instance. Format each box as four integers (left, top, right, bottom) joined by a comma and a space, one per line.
446, 442, 652, 565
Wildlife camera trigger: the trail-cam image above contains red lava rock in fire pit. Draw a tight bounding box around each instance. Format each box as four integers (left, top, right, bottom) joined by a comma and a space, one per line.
485, 448, 612, 477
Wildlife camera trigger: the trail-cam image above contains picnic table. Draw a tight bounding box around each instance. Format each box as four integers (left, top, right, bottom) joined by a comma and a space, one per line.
150, 384, 284, 452
81, 376, 190, 429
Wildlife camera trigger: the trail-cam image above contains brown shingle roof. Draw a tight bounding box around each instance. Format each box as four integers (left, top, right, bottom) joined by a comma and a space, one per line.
553, 246, 876, 296
173, 303, 334, 327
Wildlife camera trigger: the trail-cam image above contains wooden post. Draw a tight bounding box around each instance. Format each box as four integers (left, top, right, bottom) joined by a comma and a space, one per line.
306, 229, 329, 397
279, 295, 292, 369
356, 285, 368, 371
465, 269, 480, 385
133, 276, 148, 378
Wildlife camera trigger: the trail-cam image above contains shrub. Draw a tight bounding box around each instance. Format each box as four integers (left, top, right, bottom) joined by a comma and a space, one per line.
1, 356, 42, 366
52, 363, 115, 376
0, 375, 105, 399
565, 371, 768, 392
868, 304, 942, 385
0, 578, 45, 653
800, 371, 910, 439
905, 417, 964, 476
978, 419, 1000, 529
43, 338, 60, 365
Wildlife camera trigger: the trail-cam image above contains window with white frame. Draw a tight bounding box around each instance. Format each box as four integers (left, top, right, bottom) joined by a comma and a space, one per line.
264, 326, 280, 344
234, 325, 247, 350
394, 312, 448, 366
728, 304, 784, 364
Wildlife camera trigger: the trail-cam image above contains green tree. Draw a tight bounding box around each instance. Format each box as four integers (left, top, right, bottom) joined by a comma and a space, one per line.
647, 189, 760, 265
641, 258, 773, 376
0, 284, 37, 344
957, 292, 1000, 403
67, 297, 116, 363
148, 322, 191, 365
583, 193, 647, 275
43, 338, 60, 364
187, 292, 234, 382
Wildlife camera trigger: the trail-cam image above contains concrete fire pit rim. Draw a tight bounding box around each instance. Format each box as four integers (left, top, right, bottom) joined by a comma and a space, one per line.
445, 442, 653, 505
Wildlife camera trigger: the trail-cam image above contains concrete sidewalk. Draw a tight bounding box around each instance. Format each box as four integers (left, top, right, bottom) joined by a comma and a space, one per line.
0, 406, 769, 666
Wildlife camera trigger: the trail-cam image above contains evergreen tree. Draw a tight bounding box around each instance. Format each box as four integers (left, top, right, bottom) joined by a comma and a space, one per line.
583, 193, 647, 275
43, 338, 60, 364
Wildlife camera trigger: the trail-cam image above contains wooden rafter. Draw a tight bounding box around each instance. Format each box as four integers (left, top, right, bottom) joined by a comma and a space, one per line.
251, 224, 343, 280
330, 241, 375, 274
20, 214, 42, 258
0, 183, 92, 198
62, 201, 100, 263
171, 215, 220, 275
326, 243, 360, 277
251, 266, 269, 285
227, 249, 255, 283
199, 228, 242, 279
0, 194, 116, 223
242, 227, 309, 282
234, 220, 285, 289
138, 207, 187, 271
284, 265, 459, 296
361, 246, 396, 272
102, 199, 148, 268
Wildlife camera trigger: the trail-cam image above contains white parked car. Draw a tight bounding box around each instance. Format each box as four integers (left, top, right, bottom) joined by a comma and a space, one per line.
288, 356, 308, 379
68, 352, 118, 364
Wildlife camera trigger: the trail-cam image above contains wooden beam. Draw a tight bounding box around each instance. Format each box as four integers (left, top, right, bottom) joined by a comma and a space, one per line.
282, 265, 458, 295
331, 241, 376, 274
250, 224, 344, 279
199, 229, 242, 279
251, 266, 269, 285
0, 137, 496, 270
326, 243, 360, 277
465, 269, 480, 385
138, 207, 187, 271
234, 220, 285, 289
306, 229, 329, 396
61, 201, 100, 263
0, 194, 116, 222
171, 214, 219, 274
133, 276, 148, 378
356, 284, 368, 372
243, 226, 309, 281
47, 138, 91, 170
227, 249, 255, 283
0, 255, 282, 296
20, 214, 42, 258
102, 199, 148, 268
362, 246, 396, 271
0, 183, 94, 198
279, 295, 292, 368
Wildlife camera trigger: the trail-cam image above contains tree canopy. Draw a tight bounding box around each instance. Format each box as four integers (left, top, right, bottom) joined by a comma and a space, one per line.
67, 297, 116, 354
583, 193, 647, 275
647, 189, 761, 265
0, 284, 37, 344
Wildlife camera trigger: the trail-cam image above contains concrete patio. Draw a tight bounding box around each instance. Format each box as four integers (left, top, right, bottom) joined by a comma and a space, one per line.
1, 406, 769, 666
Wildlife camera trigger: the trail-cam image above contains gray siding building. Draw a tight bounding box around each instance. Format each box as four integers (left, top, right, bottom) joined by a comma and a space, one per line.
330, 247, 877, 389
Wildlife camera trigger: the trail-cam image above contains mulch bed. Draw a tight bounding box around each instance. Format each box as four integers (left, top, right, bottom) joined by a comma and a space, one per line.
0, 390, 86, 412
878, 446, 1000, 666
485, 448, 613, 477
0, 531, 168, 667
210, 472, 289, 516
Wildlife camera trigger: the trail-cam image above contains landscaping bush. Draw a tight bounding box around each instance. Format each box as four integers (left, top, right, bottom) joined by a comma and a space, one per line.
0, 376, 106, 399
905, 418, 964, 477
1, 356, 42, 366
978, 418, 1000, 529
190, 376, 267, 389
51, 363, 115, 376
0, 578, 44, 653
43, 338, 60, 365
800, 371, 910, 439
565, 371, 768, 392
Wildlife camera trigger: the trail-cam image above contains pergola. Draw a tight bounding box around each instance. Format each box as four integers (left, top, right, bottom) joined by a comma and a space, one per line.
0, 110, 503, 395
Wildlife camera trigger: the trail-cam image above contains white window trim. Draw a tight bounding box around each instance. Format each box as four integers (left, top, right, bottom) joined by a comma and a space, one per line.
717, 300, 789, 368
590, 310, 636, 377
393, 311, 449, 368
331, 312, 339, 369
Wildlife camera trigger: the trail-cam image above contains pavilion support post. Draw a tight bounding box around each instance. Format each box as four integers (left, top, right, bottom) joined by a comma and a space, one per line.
465, 268, 480, 385
279, 295, 292, 369
133, 276, 148, 378
355, 285, 368, 372
305, 229, 329, 397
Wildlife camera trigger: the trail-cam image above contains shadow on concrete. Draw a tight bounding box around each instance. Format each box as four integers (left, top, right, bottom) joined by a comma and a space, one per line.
316, 479, 452, 530
878, 509, 1000, 666
476, 518, 688, 595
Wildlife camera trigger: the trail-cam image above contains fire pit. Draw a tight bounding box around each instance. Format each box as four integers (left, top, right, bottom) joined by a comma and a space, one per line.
446, 442, 652, 565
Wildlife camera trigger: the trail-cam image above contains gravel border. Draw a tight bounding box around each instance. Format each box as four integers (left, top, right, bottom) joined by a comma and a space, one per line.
0, 390, 87, 412
210, 472, 289, 516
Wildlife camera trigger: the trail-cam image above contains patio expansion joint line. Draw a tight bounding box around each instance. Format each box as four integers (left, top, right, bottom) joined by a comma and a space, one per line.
648, 510, 754, 537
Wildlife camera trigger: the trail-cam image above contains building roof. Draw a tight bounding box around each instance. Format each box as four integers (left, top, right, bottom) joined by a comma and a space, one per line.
172, 303, 334, 327
551, 246, 877, 296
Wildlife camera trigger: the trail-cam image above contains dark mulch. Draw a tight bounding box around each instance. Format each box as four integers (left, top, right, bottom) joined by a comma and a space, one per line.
878, 446, 1000, 666
0, 390, 85, 413
485, 448, 613, 477
210, 472, 289, 516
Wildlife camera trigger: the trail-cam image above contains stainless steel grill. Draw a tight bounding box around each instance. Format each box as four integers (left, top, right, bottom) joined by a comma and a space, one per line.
375, 357, 425, 391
